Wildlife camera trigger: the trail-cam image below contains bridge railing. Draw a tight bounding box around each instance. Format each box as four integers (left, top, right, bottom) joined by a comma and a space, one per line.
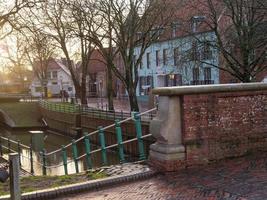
0, 136, 35, 175
0, 107, 156, 176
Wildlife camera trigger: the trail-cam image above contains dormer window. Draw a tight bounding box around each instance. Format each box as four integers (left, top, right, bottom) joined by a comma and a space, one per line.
171, 21, 180, 38
191, 16, 206, 33
150, 26, 164, 40
136, 32, 143, 41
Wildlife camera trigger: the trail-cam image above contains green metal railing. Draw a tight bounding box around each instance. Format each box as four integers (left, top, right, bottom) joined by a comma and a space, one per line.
39, 100, 156, 121
0, 108, 156, 176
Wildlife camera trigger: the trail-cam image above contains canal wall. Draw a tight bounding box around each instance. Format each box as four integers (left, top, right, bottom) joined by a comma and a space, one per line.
40, 107, 80, 137
0, 102, 45, 129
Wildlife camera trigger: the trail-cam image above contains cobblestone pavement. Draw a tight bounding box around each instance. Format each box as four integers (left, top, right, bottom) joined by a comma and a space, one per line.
55, 153, 267, 200
98, 162, 150, 177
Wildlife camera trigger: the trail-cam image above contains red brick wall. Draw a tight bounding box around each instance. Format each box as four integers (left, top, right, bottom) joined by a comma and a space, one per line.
182, 91, 267, 166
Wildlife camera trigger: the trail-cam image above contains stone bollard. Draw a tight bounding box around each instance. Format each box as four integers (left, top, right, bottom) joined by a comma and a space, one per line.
9, 153, 21, 200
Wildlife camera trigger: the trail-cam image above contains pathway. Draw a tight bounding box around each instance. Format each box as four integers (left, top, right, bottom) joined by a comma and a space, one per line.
55, 153, 267, 200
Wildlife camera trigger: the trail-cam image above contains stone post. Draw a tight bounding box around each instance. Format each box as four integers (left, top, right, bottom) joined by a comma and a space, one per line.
9, 153, 21, 200
149, 96, 185, 171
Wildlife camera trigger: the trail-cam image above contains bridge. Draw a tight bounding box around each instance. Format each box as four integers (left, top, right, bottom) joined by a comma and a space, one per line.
0, 82, 266, 177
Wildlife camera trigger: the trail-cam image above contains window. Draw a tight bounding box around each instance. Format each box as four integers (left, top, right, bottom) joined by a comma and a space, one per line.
52, 71, 58, 79
139, 76, 146, 95
191, 41, 199, 61
146, 53, 150, 69
163, 49, 168, 65
191, 16, 206, 33
46, 72, 51, 79
204, 67, 211, 80
140, 58, 143, 69
202, 42, 212, 60
156, 50, 160, 67
174, 48, 179, 66
136, 32, 142, 41
52, 81, 58, 85
133, 55, 137, 65
35, 87, 42, 92
150, 27, 164, 40
147, 76, 154, 88
193, 68, 200, 81
171, 21, 180, 38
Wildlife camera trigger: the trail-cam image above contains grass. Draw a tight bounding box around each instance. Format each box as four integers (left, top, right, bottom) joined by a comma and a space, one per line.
0, 102, 43, 127
0, 171, 108, 196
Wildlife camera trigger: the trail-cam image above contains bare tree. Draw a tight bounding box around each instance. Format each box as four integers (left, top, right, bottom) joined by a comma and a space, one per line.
67, 0, 101, 105
196, 0, 267, 82
42, 0, 82, 99
96, 0, 177, 111
0, 0, 38, 39
2, 34, 29, 90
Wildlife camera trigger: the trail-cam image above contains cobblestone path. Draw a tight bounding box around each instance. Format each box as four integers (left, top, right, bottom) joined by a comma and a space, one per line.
56, 154, 267, 200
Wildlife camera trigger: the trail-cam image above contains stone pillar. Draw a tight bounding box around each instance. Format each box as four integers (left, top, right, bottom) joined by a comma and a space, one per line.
9, 153, 21, 200
149, 96, 185, 171
30, 131, 44, 152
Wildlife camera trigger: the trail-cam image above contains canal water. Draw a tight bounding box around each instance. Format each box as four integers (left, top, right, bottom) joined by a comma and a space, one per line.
0, 127, 127, 176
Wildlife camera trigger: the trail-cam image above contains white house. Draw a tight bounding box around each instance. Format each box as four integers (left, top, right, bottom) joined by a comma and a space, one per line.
30, 59, 75, 97
135, 31, 220, 96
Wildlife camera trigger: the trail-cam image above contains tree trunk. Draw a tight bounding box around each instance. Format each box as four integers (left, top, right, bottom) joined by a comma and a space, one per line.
106, 67, 114, 111
44, 84, 48, 98
128, 87, 139, 112
80, 75, 87, 105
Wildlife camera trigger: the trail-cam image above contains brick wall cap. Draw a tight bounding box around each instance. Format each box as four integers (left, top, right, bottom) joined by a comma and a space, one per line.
152, 83, 267, 96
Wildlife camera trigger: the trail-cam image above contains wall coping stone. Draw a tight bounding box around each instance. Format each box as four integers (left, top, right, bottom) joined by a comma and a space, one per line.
152, 83, 267, 96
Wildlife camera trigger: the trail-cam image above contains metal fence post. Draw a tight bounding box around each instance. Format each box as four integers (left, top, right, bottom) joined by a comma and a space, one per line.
98, 127, 107, 165
115, 120, 125, 163
9, 153, 21, 200
29, 144, 34, 175
61, 145, 68, 175
72, 140, 79, 173
0, 137, 2, 156
84, 134, 92, 169
41, 149, 47, 176
133, 112, 146, 160
17, 141, 21, 166
7, 138, 11, 153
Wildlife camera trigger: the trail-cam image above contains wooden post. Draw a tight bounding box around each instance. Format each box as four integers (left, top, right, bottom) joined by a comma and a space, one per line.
9, 153, 21, 200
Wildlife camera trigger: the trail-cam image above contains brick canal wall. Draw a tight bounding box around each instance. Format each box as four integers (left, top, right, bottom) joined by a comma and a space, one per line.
40, 107, 80, 137
183, 91, 267, 166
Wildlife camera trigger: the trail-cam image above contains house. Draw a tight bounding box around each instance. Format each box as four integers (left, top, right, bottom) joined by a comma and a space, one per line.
30, 58, 75, 97
134, 0, 220, 96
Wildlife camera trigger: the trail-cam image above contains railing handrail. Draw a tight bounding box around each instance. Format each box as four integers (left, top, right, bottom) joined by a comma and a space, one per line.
0, 136, 30, 149
45, 107, 157, 156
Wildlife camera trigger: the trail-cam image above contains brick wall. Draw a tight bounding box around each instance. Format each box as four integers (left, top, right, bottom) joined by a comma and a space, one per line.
182, 91, 267, 166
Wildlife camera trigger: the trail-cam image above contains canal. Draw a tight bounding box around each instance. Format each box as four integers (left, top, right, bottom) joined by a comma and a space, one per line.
0, 127, 126, 176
